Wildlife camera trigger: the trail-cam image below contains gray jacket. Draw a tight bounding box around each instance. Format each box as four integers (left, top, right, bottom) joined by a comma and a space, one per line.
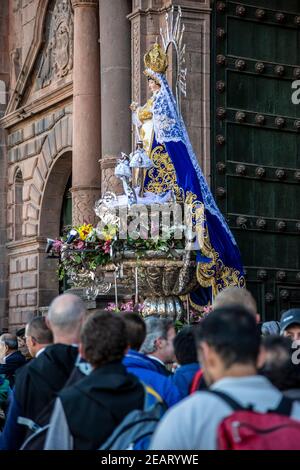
150, 375, 300, 450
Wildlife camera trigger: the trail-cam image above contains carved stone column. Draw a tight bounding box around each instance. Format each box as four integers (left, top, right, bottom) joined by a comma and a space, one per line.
99, 0, 131, 195
0, 0, 9, 329
71, 0, 101, 225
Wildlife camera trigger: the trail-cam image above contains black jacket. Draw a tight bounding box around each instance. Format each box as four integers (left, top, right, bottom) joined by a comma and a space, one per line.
59, 362, 145, 450
14, 344, 78, 423
0, 351, 26, 387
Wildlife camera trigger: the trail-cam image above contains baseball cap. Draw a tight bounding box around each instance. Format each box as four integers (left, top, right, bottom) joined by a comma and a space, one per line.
280, 309, 300, 332
16, 327, 25, 337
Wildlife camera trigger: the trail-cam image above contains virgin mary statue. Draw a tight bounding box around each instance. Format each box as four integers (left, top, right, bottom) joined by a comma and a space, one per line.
131, 42, 245, 310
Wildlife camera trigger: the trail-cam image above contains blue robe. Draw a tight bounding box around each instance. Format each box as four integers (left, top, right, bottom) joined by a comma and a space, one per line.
143, 69, 245, 309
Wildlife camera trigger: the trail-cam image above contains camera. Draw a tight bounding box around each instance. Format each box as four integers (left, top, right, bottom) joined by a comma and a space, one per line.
66, 229, 79, 244
45, 238, 55, 254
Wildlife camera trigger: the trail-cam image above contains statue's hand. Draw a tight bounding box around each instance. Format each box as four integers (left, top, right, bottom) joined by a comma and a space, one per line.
130, 101, 138, 112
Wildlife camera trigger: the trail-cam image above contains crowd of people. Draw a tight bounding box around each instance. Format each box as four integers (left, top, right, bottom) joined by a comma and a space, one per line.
0, 288, 300, 450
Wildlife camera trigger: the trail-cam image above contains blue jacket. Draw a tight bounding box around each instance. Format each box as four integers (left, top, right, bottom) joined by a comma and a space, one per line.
171, 363, 200, 398
123, 350, 181, 408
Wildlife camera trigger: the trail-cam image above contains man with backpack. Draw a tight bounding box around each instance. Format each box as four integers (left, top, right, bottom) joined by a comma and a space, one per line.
151, 306, 300, 450
0, 294, 84, 450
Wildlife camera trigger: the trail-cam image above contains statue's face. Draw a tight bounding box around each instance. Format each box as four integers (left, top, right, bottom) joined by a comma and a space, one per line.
148, 79, 161, 93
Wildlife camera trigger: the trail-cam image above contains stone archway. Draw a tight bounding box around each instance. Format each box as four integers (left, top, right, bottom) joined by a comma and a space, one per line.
38, 150, 72, 309
39, 150, 72, 238
6, 110, 73, 329
18, 112, 73, 239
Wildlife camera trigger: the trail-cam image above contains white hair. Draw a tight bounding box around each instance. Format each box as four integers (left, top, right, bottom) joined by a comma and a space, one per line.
0, 334, 18, 350
140, 316, 173, 354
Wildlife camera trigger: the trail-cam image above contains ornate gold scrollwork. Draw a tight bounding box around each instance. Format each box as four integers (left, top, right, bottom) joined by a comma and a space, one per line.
145, 144, 183, 201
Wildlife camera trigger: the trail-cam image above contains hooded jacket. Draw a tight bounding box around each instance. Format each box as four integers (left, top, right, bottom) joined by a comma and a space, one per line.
46, 362, 145, 450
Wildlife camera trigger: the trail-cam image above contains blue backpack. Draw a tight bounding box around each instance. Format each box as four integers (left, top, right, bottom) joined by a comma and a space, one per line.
99, 385, 167, 450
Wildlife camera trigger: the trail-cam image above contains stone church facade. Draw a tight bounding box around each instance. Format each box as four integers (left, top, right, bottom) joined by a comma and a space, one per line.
0, 0, 210, 330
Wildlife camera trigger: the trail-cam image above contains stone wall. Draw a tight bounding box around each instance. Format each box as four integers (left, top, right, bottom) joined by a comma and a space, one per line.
0, 0, 42, 329
0, 0, 10, 330
0, 127, 8, 331
0, 0, 75, 330
21, 0, 40, 64
6, 105, 73, 330
0, 0, 213, 329
0, 126, 9, 331
6, 106, 73, 240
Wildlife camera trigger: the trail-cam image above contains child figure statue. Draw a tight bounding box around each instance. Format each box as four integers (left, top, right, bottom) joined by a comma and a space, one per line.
129, 141, 153, 197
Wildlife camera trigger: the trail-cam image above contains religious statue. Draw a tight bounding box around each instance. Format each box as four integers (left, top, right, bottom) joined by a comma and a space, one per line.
115, 152, 137, 206
129, 141, 153, 197
129, 40, 245, 310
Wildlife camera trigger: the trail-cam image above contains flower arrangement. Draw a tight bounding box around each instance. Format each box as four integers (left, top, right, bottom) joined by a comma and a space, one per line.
104, 300, 212, 326
50, 223, 116, 283
105, 300, 144, 313
50, 221, 188, 286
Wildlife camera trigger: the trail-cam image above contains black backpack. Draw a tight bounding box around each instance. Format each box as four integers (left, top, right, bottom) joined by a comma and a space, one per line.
99, 385, 167, 450
21, 384, 166, 450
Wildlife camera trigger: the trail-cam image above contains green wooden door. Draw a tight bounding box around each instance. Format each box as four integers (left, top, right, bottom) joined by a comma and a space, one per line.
212, 1, 300, 320
60, 174, 72, 232
59, 174, 72, 293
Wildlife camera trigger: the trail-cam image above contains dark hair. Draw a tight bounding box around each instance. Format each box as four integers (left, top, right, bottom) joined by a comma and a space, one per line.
121, 312, 146, 351
194, 306, 260, 368
147, 77, 161, 85
26, 316, 53, 345
261, 335, 292, 364
174, 326, 198, 365
16, 327, 26, 338
260, 357, 300, 391
259, 335, 297, 390
81, 311, 128, 368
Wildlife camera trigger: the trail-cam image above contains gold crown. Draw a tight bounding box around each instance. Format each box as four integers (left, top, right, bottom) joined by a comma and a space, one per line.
144, 42, 168, 74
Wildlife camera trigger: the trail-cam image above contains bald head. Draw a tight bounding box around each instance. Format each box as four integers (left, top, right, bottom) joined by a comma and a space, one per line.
47, 294, 86, 344
213, 287, 258, 319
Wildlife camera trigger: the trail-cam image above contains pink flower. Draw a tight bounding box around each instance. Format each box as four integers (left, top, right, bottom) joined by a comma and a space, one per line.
75, 240, 85, 250
52, 240, 63, 252
103, 240, 111, 254
120, 301, 134, 311
203, 305, 213, 315
104, 301, 144, 313
106, 302, 117, 311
